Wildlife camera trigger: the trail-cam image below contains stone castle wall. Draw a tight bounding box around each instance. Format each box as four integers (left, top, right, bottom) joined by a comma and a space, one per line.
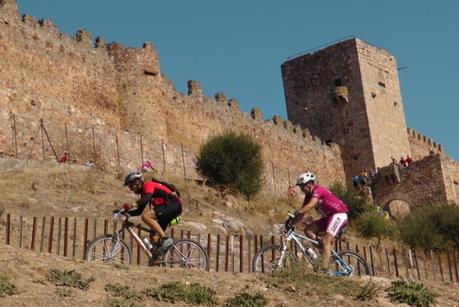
356, 39, 411, 168
407, 128, 444, 160
0, 1, 346, 192
372, 154, 450, 208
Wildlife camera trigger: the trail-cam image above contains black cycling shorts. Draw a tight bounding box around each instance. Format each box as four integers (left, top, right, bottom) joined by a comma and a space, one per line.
153, 200, 182, 231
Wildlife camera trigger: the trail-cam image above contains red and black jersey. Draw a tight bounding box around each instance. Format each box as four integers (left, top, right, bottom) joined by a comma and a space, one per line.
128, 181, 181, 216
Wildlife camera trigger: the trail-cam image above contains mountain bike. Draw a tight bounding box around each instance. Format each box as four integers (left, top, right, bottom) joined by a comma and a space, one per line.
252, 215, 370, 276
86, 211, 209, 271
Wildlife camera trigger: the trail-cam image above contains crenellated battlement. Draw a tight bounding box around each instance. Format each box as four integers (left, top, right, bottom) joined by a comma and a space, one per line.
407, 128, 443, 152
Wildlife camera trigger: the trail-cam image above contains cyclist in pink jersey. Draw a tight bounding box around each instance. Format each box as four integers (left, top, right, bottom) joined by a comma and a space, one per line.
285, 171, 348, 273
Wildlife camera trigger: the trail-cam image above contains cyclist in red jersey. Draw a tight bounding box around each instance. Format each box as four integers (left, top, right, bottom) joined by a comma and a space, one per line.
286, 172, 348, 273
121, 171, 182, 250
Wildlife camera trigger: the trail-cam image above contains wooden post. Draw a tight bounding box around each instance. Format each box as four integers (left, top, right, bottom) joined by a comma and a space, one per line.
64, 217, 68, 257
247, 237, 252, 272
48, 217, 54, 253
225, 235, 229, 272
56, 217, 61, 256
271, 235, 275, 262
447, 252, 454, 282
83, 218, 88, 260
393, 248, 399, 278
40, 217, 46, 252
438, 253, 444, 281
271, 161, 276, 192
6, 213, 10, 245
31, 217, 37, 250
41, 123, 46, 160
430, 251, 436, 282
207, 234, 211, 266
216, 234, 220, 272
453, 251, 459, 283
104, 219, 108, 235
72, 218, 77, 258
402, 249, 410, 278
369, 246, 375, 276
93, 219, 97, 240
355, 245, 361, 276
19, 215, 23, 248
422, 251, 429, 281
239, 235, 243, 272
413, 249, 421, 280
385, 248, 391, 275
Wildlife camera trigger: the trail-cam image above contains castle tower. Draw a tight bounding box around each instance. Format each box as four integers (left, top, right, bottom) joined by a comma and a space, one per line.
282, 38, 411, 179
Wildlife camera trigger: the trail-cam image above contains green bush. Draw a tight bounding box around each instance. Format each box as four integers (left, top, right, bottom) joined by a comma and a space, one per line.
224, 291, 268, 307
355, 281, 380, 301
0, 275, 17, 297
144, 281, 216, 305
399, 205, 459, 251
47, 269, 94, 290
387, 279, 437, 306
329, 182, 373, 220
355, 210, 396, 244
55, 287, 71, 298
196, 131, 264, 199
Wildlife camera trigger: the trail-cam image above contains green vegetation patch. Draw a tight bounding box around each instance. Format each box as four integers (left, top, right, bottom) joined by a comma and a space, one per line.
387, 279, 437, 307
55, 287, 72, 298
224, 291, 268, 307
267, 263, 362, 298
144, 281, 216, 305
0, 275, 17, 297
105, 283, 143, 301
355, 281, 380, 301
47, 269, 94, 290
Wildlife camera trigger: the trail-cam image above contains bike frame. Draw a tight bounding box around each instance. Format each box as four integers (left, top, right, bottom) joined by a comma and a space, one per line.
117, 219, 154, 258
280, 229, 354, 276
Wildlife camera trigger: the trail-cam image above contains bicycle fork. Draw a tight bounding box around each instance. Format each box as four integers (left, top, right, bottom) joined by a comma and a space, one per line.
275, 235, 293, 269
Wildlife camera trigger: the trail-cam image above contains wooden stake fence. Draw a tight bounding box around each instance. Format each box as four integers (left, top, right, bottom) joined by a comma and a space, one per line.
1, 212, 458, 284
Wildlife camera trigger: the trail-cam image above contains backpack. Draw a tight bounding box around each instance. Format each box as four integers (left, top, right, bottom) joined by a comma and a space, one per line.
152, 178, 181, 197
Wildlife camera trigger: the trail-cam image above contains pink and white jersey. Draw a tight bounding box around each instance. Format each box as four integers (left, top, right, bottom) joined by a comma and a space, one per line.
304, 185, 348, 216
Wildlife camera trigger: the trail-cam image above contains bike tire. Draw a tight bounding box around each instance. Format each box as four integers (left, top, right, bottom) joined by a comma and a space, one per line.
331, 250, 371, 276
163, 239, 209, 271
252, 245, 298, 273
86, 234, 132, 265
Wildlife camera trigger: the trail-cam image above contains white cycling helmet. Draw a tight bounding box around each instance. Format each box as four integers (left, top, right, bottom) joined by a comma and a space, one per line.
123, 171, 143, 186
296, 172, 316, 186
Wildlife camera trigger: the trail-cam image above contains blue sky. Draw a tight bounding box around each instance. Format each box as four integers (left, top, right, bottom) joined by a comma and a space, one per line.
16, 1, 459, 160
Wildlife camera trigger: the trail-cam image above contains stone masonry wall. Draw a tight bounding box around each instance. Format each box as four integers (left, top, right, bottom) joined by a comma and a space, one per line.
282, 39, 371, 180
0, 1, 346, 194
356, 39, 411, 168
372, 154, 450, 207
407, 128, 444, 160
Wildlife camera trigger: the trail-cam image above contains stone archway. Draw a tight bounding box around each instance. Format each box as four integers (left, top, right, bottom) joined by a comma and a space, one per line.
385, 199, 411, 219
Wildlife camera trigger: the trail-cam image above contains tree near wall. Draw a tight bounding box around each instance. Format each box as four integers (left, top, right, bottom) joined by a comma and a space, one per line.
196, 131, 264, 199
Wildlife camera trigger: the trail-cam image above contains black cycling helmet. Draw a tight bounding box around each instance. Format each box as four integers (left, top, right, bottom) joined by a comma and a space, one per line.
123, 171, 143, 186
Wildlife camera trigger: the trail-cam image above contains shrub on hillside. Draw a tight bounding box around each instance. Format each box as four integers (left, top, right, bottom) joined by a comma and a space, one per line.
387, 279, 437, 307
329, 182, 373, 220
399, 204, 459, 251
355, 210, 397, 244
196, 131, 263, 199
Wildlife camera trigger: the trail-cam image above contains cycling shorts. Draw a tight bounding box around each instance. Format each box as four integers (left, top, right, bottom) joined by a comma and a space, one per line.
152, 200, 182, 231
312, 213, 348, 236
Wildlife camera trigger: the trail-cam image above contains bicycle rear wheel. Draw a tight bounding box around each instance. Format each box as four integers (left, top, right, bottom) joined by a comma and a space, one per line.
86, 235, 132, 265
331, 251, 371, 276
163, 239, 209, 271
252, 245, 298, 273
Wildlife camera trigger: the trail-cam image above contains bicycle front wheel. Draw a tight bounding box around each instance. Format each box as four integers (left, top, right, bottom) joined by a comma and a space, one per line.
252, 245, 298, 273
163, 239, 209, 271
331, 251, 371, 276
86, 235, 132, 265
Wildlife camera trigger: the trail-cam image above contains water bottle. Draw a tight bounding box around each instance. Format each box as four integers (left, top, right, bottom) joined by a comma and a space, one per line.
142, 237, 153, 250
307, 247, 317, 260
